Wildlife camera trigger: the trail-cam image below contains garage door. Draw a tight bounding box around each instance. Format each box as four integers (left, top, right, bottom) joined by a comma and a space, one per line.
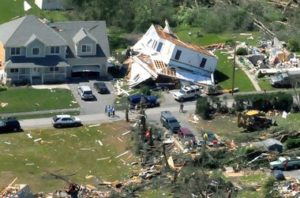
71, 65, 100, 78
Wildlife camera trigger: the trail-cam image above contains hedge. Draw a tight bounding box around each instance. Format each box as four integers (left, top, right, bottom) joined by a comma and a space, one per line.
234, 92, 293, 112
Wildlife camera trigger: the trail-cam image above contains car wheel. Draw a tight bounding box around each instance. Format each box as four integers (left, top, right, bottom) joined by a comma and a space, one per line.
293, 164, 299, 170
55, 124, 62, 128
13, 127, 19, 132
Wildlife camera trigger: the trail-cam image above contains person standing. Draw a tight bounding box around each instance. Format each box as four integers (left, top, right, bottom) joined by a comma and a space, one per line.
107, 105, 111, 117
179, 102, 184, 113
112, 106, 115, 117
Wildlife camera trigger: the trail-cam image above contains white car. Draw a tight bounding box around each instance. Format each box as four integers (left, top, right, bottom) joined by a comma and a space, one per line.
173, 85, 201, 101
78, 85, 95, 100
52, 115, 82, 128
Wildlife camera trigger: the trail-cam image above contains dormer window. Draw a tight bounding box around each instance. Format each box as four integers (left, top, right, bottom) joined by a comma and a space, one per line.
81, 44, 92, 53
32, 47, 40, 55
11, 48, 21, 56
50, 46, 60, 54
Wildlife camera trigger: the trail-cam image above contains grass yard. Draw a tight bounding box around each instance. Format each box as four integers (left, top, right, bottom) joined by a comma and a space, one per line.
0, 121, 136, 192
175, 26, 260, 46
192, 114, 262, 143
0, 87, 78, 113
214, 51, 255, 92
0, 0, 69, 24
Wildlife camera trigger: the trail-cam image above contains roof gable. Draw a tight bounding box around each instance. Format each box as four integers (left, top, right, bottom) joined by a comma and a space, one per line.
24, 34, 45, 46
50, 21, 110, 57
73, 28, 97, 44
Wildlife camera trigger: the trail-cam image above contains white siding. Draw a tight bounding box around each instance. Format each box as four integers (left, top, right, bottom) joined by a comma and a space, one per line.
170, 45, 217, 74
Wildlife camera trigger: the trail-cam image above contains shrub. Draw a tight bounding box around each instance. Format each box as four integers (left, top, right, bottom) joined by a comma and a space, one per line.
196, 97, 211, 120
236, 47, 248, 55
140, 86, 151, 96
0, 85, 7, 92
234, 92, 293, 112
285, 138, 300, 149
288, 39, 300, 52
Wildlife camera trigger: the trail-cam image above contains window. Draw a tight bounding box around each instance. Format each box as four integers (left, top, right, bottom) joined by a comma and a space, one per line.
174, 50, 182, 60
10, 68, 18, 73
11, 48, 21, 56
157, 42, 163, 52
147, 39, 152, 45
152, 40, 157, 49
50, 67, 59, 72
81, 44, 92, 53
32, 48, 40, 55
50, 46, 60, 54
200, 58, 207, 68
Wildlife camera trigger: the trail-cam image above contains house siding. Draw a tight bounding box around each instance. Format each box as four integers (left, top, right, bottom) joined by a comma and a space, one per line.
170, 45, 217, 74
76, 37, 96, 56
45, 46, 67, 58
26, 39, 46, 58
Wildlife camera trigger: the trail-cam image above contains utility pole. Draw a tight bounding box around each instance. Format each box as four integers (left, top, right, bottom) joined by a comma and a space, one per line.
231, 45, 236, 96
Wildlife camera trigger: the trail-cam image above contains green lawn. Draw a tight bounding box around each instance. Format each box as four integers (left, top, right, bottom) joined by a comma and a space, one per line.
0, 0, 69, 24
0, 87, 78, 113
214, 51, 255, 92
0, 121, 135, 192
175, 26, 260, 46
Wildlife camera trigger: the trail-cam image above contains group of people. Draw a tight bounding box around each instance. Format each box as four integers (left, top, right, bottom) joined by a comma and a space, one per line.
105, 105, 115, 117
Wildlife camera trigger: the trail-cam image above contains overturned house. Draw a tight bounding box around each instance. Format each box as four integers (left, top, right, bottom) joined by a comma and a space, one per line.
127, 20, 218, 88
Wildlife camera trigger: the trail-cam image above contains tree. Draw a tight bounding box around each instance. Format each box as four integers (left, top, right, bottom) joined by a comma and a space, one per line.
196, 97, 211, 120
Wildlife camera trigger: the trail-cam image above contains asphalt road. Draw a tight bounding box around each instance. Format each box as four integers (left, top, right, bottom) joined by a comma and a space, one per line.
283, 169, 300, 180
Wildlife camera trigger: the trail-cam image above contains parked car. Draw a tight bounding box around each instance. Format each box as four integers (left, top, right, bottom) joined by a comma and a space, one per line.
160, 111, 180, 133
0, 117, 22, 133
128, 94, 159, 108
173, 85, 201, 101
52, 115, 82, 128
178, 127, 196, 145
78, 85, 95, 100
93, 82, 110, 94
270, 156, 300, 170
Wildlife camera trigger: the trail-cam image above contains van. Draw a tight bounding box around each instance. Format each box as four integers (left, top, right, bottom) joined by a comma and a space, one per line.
78, 85, 94, 100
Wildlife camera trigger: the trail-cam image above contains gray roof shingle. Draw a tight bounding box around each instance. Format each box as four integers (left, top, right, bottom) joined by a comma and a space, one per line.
0, 15, 67, 47
50, 21, 110, 58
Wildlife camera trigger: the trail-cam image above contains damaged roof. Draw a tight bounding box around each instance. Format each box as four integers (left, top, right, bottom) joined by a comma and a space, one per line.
154, 25, 215, 57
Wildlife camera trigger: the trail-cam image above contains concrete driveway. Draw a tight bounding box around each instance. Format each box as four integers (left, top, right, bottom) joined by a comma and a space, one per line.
68, 79, 116, 115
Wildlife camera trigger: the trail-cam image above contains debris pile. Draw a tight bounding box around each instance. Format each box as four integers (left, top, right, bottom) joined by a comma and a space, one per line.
276, 179, 300, 197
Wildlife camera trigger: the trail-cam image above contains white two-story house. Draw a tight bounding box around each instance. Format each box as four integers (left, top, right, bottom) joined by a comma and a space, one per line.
132, 21, 218, 86
0, 15, 110, 84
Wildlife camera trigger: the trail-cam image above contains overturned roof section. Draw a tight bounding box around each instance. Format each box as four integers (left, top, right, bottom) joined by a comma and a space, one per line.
0, 15, 67, 47
154, 25, 215, 57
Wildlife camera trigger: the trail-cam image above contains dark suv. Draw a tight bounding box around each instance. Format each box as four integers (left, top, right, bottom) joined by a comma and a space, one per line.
160, 111, 180, 133
128, 94, 159, 109
93, 82, 110, 94
0, 117, 22, 133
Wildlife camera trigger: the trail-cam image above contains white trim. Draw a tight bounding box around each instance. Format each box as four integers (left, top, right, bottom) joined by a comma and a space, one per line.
81, 44, 92, 54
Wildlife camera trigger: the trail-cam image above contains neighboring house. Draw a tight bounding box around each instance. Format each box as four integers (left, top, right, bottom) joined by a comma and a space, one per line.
35, 0, 65, 10
0, 15, 110, 84
129, 20, 218, 87
251, 138, 283, 153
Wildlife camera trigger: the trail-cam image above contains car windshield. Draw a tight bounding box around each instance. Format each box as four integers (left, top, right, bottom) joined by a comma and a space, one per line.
84, 91, 92, 95
53, 116, 59, 122
0, 120, 5, 127
179, 90, 186, 94
169, 119, 178, 123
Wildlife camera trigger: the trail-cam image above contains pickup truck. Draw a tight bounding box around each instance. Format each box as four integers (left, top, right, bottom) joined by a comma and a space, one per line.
160, 111, 180, 133
270, 156, 300, 170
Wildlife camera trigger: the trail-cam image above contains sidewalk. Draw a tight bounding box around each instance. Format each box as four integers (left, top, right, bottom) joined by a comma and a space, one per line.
0, 108, 80, 117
